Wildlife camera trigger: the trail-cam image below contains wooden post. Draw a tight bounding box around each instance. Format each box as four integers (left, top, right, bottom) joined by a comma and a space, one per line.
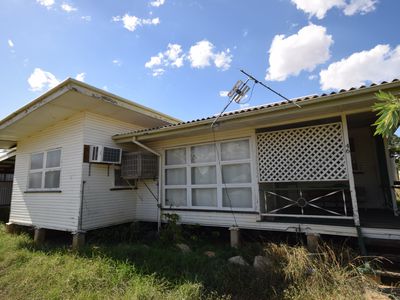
341, 114, 360, 226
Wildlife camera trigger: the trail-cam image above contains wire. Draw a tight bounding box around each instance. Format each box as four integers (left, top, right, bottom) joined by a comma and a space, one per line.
240, 69, 301, 108
211, 126, 239, 228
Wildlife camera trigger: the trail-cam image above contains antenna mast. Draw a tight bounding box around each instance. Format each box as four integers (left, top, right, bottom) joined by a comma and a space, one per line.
211, 69, 300, 128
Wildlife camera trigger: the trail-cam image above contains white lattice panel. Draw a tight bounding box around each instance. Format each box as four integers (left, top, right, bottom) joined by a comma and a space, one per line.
257, 122, 348, 182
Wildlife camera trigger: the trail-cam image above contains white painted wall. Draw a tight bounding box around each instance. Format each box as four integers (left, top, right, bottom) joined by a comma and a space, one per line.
9, 113, 84, 231
81, 112, 146, 230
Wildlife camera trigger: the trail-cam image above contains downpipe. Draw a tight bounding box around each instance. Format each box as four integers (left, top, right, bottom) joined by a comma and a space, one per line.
132, 138, 162, 232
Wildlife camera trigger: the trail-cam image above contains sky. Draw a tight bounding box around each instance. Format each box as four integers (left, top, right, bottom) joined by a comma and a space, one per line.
0, 0, 399, 122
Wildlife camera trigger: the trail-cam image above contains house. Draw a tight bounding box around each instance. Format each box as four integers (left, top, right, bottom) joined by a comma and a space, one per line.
1, 78, 399, 248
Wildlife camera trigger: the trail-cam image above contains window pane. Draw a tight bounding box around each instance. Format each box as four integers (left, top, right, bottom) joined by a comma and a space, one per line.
223, 188, 252, 208
44, 170, 60, 188
46, 149, 61, 168
165, 189, 187, 207
166, 148, 186, 165
192, 188, 217, 207
30, 153, 44, 170
221, 140, 250, 161
222, 163, 251, 183
29, 172, 42, 188
165, 168, 186, 185
191, 166, 216, 184
191, 144, 216, 163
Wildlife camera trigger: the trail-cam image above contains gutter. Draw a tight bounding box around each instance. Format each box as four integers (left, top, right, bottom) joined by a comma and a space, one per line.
131, 137, 162, 231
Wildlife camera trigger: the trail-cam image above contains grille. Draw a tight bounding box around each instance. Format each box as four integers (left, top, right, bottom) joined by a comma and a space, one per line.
121, 152, 158, 179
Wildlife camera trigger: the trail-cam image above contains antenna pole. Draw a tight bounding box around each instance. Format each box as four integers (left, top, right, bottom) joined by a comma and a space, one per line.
240, 69, 301, 108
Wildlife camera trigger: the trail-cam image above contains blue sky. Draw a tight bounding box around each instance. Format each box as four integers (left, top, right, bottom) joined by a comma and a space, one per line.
1, 0, 399, 122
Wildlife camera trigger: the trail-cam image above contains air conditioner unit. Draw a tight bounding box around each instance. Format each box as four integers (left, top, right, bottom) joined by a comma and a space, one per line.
121, 152, 158, 179
89, 145, 122, 164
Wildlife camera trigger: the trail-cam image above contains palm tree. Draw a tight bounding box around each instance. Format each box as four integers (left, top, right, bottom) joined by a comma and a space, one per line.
372, 91, 400, 138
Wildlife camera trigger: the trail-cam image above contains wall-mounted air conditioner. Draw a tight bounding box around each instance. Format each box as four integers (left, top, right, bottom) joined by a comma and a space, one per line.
121, 152, 158, 179
89, 145, 122, 164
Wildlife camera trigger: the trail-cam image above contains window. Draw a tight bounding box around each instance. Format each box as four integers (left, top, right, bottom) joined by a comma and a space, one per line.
114, 167, 136, 188
28, 149, 61, 190
164, 139, 255, 210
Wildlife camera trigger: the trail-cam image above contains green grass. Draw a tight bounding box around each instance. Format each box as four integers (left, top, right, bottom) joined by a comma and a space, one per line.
0, 223, 376, 300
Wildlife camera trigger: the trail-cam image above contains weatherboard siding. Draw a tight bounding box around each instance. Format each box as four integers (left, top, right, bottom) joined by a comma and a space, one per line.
81, 112, 146, 230
9, 113, 85, 231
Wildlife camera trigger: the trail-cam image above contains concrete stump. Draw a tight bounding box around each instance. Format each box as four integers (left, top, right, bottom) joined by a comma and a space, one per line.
5, 222, 16, 234
34, 228, 46, 245
229, 226, 240, 248
306, 233, 320, 252
72, 232, 86, 251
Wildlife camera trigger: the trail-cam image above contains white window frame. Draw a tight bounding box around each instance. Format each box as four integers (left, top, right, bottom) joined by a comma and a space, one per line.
163, 137, 257, 211
27, 148, 62, 191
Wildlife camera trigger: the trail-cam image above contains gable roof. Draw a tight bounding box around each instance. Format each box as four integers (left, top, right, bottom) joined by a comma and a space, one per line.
113, 79, 400, 142
0, 78, 180, 148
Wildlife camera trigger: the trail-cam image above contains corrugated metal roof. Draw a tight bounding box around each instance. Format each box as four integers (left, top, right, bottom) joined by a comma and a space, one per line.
113, 78, 400, 138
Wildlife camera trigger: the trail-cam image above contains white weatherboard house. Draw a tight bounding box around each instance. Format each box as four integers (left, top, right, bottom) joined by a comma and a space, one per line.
1, 78, 400, 247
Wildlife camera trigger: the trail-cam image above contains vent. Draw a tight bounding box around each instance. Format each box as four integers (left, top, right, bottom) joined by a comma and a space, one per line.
89, 146, 122, 164
121, 152, 158, 179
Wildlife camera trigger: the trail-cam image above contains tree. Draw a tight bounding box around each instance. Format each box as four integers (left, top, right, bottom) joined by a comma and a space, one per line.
372, 90, 400, 138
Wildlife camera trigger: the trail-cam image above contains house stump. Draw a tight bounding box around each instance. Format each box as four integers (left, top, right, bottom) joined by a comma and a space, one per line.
306, 233, 320, 252
34, 228, 46, 245
5, 222, 16, 234
229, 226, 241, 248
72, 231, 86, 251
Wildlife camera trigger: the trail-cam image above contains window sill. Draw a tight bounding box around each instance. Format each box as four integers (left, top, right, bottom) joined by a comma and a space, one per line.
110, 187, 135, 191
24, 190, 62, 194
162, 207, 258, 214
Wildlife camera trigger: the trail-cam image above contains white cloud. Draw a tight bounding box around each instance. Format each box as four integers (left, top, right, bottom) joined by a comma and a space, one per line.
152, 68, 165, 77
102, 85, 109, 91
112, 59, 122, 66
308, 74, 318, 80
145, 40, 233, 76
188, 40, 214, 68
291, 0, 345, 19
188, 40, 232, 70
28, 68, 60, 92
81, 16, 91, 22
291, 0, 377, 19
319, 44, 400, 90
61, 3, 77, 12
112, 14, 160, 32
343, 0, 377, 15
145, 43, 185, 75
219, 91, 229, 97
36, 0, 55, 8
75, 72, 85, 82
214, 49, 232, 71
7, 39, 14, 48
150, 0, 165, 7
265, 24, 333, 81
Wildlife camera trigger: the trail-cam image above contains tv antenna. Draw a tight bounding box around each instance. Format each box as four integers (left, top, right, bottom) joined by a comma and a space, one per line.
211, 69, 300, 128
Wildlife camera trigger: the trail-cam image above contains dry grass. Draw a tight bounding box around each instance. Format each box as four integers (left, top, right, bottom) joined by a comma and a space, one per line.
0, 223, 381, 300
